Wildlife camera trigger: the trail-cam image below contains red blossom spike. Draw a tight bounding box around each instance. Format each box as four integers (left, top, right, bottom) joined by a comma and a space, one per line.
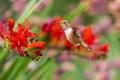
25, 42, 46, 61
6, 18, 38, 56
0, 18, 46, 60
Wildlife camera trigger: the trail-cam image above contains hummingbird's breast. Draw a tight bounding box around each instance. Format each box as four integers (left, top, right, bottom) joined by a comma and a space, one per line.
64, 28, 80, 46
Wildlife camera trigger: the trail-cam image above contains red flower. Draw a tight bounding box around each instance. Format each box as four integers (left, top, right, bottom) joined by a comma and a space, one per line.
89, 44, 109, 60
27, 42, 46, 50
65, 40, 72, 49
80, 27, 109, 60
0, 18, 46, 60
93, 44, 108, 53
9, 19, 37, 56
25, 42, 46, 60
81, 27, 97, 47
42, 17, 63, 33
10, 34, 28, 56
0, 18, 37, 56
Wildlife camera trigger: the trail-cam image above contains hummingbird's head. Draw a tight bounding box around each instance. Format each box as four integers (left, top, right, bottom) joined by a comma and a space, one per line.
59, 20, 71, 30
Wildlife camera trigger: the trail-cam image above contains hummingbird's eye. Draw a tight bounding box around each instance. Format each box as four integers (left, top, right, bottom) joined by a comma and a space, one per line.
61, 20, 67, 24
63, 21, 66, 23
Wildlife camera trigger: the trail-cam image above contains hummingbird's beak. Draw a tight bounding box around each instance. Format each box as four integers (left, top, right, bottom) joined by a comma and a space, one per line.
54, 20, 67, 24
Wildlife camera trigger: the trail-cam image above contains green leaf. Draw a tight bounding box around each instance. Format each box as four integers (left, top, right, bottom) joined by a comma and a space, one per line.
0, 50, 9, 76
0, 50, 9, 60
103, 33, 120, 59
14, 0, 37, 30
23, 56, 49, 80
0, 57, 30, 80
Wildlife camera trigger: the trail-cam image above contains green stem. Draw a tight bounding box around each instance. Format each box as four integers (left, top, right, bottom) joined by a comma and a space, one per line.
0, 50, 9, 77
23, 57, 51, 79
0, 57, 30, 80
14, 0, 37, 30
64, 2, 89, 22
27, 0, 44, 18
8, 58, 30, 80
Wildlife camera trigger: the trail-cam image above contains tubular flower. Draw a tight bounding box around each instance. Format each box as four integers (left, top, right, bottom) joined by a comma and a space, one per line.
0, 18, 46, 60
25, 42, 46, 61
27, 42, 46, 50
89, 44, 109, 60
6, 19, 36, 56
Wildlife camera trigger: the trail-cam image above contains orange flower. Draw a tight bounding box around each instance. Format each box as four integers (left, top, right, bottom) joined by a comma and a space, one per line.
27, 42, 46, 50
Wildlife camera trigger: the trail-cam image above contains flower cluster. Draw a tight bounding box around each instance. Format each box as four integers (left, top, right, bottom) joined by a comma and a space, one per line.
0, 17, 109, 61
0, 18, 46, 61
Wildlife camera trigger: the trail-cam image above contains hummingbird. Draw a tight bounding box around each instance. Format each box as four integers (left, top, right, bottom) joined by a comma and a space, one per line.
59, 20, 91, 51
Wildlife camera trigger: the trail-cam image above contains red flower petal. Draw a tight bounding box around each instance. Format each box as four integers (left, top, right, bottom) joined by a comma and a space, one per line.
7, 18, 14, 31
27, 42, 46, 50
10, 40, 17, 49
89, 44, 109, 60
0, 20, 6, 41
16, 23, 23, 32
17, 46, 22, 56
93, 44, 109, 53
